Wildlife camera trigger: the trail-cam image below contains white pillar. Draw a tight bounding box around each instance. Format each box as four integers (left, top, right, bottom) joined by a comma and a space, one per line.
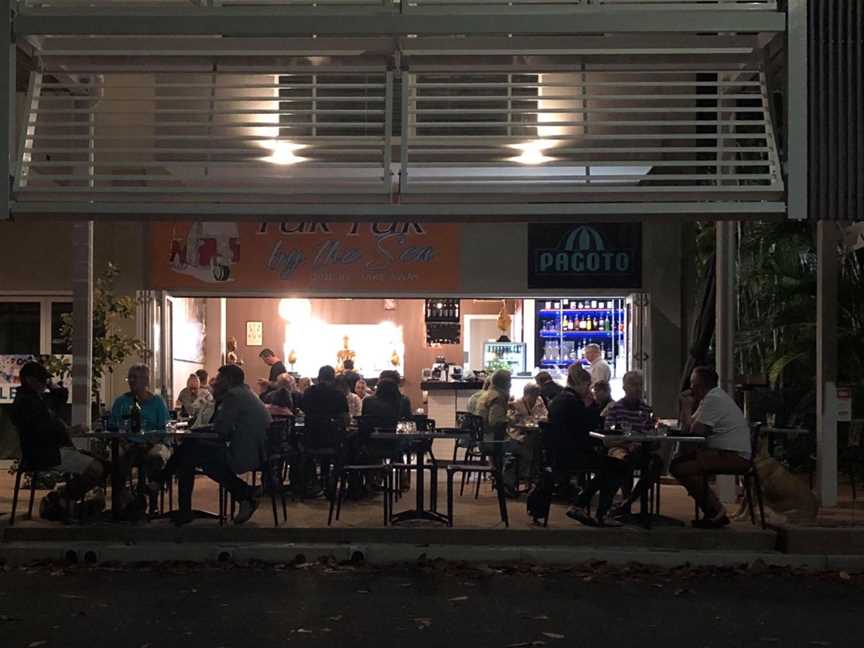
816, 221, 839, 506
71, 222, 94, 427
715, 221, 737, 502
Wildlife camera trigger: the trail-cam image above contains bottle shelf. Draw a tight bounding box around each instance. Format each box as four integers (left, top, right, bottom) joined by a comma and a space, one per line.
540, 330, 620, 337
539, 308, 624, 314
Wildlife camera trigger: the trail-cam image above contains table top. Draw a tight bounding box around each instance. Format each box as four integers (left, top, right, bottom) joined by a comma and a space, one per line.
760, 426, 812, 435
73, 429, 219, 441
370, 430, 470, 441
590, 430, 706, 444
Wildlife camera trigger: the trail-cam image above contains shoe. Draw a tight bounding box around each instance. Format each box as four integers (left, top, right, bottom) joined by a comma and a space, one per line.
234, 498, 259, 525
598, 515, 624, 528
171, 510, 195, 527
607, 505, 631, 520
565, 507, 598, 527
691, 515, 730, 529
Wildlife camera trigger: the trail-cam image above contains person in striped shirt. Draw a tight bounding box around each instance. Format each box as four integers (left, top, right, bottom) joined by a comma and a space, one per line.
603, 370, 661, 520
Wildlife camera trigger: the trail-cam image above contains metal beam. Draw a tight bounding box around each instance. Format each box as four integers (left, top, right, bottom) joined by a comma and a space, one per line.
786, 0, 807, 220
70, 221, 93, 428
13, 10, 787, 38
1, 0, 10, 220
10, 200, 786, 221
816, 220, 839, 507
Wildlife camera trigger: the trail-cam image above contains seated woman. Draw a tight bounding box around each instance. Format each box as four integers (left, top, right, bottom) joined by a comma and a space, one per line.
335, 375, 363, 419
509, 382, 548, 424
261, 372, 300, 416
176, 373, 213, 420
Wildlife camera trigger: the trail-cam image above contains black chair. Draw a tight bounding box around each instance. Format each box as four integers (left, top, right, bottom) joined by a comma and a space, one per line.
697, 422, 766, 529
9, 462, 60, 525
444, 440, 509, 528
299, 417, 349, 499
328, 435, 397, 526
538, 421, 604, 514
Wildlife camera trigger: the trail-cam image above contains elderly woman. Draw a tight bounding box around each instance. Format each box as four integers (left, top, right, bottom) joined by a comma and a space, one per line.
509, 382, 548, 424
354, 378, 371, 400
261, 372, 300, 416
176, 373, 213, 419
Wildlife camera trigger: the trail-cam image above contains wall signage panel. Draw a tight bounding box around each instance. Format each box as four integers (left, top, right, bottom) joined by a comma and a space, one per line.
150, 222, 461, 293
527, 223, 642, 289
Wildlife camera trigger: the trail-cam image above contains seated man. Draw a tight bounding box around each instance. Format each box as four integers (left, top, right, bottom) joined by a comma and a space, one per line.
299, 365, 350, 435
592, 380, 613, 416
671, 366, 752, 529
476, 369, 534, 495
535, 371, 563, 408
176, 373, 213, 419
599, 371, 658, 519
110, 364, 171, 509
167, 364, 271, 525
10, 362, 104, 517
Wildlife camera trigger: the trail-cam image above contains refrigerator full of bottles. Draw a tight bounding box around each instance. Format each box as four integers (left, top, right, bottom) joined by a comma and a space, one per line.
534, 295, 650, 397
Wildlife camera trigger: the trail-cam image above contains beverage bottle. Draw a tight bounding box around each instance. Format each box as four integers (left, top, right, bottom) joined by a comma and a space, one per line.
579, 317, 586, 330
130, 397, 143, 434
562, 314, 568, 331
604, 317, 611, 331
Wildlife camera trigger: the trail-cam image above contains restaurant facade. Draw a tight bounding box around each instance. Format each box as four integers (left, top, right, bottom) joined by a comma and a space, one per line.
2, 0, 855, 506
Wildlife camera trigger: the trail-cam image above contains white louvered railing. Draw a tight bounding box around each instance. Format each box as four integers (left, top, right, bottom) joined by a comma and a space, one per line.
13, 64, 784, 204
15, 71, 393, 200
18, 0, 779, 10
400, 68, 783, 198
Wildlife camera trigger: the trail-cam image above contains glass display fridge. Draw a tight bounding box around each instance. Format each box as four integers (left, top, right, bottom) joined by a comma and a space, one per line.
534, 295, 650, 396
484, 341, 527, 374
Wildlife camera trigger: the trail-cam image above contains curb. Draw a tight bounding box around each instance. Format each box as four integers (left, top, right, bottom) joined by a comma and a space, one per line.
4, 541, 864, 570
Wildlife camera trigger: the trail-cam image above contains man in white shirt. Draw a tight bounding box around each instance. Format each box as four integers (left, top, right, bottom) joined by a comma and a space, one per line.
671, 366, 752, 529
584, 343, 611, 386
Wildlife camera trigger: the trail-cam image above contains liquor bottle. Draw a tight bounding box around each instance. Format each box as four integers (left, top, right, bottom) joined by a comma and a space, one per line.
130, 397, 142, 434
604, 316, 611, 331
545, 301, 552, 310
590, 299, 597, 308
562, 314, 569, 331
579, 317, 586, 330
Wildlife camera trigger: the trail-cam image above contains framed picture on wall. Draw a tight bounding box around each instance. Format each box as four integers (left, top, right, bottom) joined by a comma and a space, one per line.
246, 321, 263, 347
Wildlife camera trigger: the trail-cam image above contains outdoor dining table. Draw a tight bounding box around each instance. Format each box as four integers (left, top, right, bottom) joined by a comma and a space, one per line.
590, 429, 706, 529
74, 427, 220, 521
370, 429, 470, 525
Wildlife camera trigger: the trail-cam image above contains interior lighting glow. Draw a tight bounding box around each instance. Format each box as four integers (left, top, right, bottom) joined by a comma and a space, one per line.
509, 140, 555, 165
263, 141, 307, 165
278, 298, 312, 322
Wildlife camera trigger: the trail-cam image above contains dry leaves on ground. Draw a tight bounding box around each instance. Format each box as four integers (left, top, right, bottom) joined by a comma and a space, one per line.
448, 596, 469, 602
542, 633, 565, 640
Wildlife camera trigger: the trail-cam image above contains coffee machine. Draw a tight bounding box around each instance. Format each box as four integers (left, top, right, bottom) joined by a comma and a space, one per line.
430, 355, 450, 381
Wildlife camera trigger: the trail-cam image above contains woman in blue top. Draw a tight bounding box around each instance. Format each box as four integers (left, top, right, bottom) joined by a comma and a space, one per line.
110, 364, 171, 515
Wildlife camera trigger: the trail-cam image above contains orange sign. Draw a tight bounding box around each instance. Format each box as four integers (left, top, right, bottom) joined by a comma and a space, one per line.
149, 222, 461, 292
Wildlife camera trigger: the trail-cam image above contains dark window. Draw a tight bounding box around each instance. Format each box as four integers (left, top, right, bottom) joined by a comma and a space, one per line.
51, 302, 73, 355
0, 302, 41, 354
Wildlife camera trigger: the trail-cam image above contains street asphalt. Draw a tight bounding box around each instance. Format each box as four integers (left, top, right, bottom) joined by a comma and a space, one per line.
0, 558, 861, 648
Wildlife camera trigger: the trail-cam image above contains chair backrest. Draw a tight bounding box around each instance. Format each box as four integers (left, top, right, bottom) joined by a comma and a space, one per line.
411, 414, 436, 432
303, 416, 346, 450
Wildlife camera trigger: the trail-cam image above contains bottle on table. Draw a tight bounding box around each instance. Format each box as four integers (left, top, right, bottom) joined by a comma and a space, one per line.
130, 397, 143, 434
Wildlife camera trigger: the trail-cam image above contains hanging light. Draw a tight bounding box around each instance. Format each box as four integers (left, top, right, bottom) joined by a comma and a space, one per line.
509, 140, 555, 165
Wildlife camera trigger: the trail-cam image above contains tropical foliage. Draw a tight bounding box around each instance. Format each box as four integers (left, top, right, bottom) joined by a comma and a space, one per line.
45, 263, 147, 404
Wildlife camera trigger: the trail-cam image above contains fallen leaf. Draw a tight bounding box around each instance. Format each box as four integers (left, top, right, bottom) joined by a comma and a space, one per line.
582, 576, 594, 583
321, 628, 332, 633
59, 595, 84, 600
809, 642, 831, 647
542, 633, 565, 640
0, 615, 21, 622
448, 595, 469, 602
531, 615, 550, 620
506, 643, 530, 648
296, 629, 313, 634
356, 589, 370, 594
674, 588, 690, 597
29, 642, 47, 648
839, 571, 851, 581
328, 615, 343, 622
414, 617, 433, 629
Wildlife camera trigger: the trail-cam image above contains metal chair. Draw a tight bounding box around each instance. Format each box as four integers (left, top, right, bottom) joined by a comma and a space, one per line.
697, 422, 767, 529
444, 440, 510, 528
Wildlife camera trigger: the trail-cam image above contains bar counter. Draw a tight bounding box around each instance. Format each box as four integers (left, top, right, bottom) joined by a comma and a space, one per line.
421, 380, 484, 428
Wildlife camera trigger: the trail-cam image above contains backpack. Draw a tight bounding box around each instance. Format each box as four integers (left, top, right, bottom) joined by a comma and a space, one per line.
527, 468, 554, 526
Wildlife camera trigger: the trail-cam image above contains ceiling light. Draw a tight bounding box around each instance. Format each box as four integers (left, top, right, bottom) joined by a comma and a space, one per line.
509, 140, 555, 165
263, 141, 307, 165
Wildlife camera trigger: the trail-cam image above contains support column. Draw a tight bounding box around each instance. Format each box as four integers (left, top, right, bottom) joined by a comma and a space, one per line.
715, 221, 736, 394
715, 220, 737, 502
816, 220, 839, 506
1, 0, 11, 220
71, 222, 94, 427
